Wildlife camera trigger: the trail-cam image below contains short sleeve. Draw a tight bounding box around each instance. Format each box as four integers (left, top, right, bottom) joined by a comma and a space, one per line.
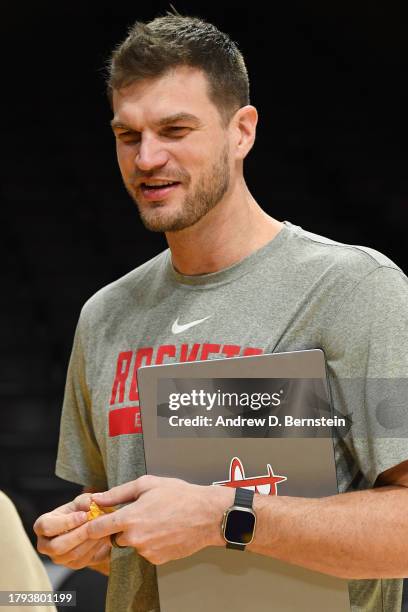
324, 265, 408, 487
55, 316, 107, 490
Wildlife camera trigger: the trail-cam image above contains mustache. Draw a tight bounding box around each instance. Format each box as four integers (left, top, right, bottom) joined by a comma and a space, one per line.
130, 169, 190, 186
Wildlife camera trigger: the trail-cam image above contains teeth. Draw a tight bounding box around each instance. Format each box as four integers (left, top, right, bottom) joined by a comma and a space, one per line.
144, 181, 176, 187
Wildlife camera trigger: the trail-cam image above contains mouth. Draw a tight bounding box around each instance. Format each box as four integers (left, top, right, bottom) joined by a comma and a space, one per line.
139, 181, 181, 201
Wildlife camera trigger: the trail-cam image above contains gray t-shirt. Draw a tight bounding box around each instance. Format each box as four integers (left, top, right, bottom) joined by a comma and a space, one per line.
56, 220, 408, 612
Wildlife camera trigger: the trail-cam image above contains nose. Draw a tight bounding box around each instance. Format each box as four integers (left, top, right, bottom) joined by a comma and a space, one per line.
134, 133, 169, 172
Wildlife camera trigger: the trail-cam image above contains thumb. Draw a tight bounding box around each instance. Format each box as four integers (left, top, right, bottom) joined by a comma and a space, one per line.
91, 477, 152, 506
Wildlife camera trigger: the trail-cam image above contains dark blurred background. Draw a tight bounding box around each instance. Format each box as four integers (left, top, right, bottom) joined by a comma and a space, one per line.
1, 0, 407, 608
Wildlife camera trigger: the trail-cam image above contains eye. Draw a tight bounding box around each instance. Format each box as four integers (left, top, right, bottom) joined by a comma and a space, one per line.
164, 126, 191, 137
116, 131, 140, 143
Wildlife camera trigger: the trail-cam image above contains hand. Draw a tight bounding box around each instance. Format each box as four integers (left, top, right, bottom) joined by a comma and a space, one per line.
34, 493, 112, 572
87, 475, 234, 565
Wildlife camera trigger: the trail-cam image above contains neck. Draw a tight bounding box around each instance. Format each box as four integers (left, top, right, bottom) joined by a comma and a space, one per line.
165, 177, 283, 276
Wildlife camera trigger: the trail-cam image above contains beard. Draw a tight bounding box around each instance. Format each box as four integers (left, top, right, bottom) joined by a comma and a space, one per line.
127, 143, 230, 232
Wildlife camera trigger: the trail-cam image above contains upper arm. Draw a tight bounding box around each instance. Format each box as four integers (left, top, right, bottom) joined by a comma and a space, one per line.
325, 267, 408, 488
55, 318, 107, 491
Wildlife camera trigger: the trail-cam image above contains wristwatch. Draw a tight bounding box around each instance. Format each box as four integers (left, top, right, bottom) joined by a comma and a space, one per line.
221, 487, 256, 551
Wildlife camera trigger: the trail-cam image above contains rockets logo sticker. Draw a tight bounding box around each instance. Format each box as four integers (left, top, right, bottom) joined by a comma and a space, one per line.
213, 457, 287, 495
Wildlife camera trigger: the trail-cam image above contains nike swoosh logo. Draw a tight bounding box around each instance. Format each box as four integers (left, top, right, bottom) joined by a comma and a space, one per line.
171, 315, 212, 335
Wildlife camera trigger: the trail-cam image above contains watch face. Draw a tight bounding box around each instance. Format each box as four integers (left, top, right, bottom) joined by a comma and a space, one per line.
225, 509, 256, 544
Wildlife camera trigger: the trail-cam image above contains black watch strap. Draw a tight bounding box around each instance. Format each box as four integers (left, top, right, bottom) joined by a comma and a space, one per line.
226, 488, 254, 551
234, 487, 254, 509
226, 542, 246, 551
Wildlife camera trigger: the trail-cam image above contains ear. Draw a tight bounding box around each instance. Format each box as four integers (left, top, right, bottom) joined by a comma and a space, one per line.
230, 105, 258, 160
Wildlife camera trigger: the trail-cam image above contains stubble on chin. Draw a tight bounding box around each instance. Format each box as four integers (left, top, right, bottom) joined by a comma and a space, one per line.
126, 144, 230, 233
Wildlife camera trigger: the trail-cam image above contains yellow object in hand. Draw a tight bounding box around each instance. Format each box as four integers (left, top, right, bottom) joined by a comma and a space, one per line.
87, 501, 115, 521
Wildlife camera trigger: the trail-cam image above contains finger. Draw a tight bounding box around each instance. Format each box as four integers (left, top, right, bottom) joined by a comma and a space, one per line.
56, 536, 109, 566
73, 493, 94, 512
87, 507, 129, 540
92, 475, 159, 507
37, 535, 54, 555
34, 511, 88, 537
112, 532, 127, 547
90, 541, 112, 564
38, 522, 90, 557
58, 538, 100, 563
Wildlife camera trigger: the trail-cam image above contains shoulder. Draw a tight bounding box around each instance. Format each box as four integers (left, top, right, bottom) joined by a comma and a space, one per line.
284, 221, 404, 290
77, 248, 170, 331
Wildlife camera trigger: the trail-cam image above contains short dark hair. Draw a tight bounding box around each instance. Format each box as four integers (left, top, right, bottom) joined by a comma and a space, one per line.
106, 14, 250, 127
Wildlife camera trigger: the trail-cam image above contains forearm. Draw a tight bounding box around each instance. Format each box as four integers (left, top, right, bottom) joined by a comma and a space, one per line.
245, 485, 408, 579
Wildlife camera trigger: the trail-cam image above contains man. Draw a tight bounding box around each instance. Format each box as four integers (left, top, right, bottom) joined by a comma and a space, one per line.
34, 13, 408, 612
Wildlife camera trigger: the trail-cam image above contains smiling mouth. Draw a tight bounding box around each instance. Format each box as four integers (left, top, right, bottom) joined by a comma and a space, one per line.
141, 181, 181, 190
139, 181, 182, 201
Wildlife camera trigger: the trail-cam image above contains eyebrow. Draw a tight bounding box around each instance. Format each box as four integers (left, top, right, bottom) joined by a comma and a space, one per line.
110, 112, 203, 130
